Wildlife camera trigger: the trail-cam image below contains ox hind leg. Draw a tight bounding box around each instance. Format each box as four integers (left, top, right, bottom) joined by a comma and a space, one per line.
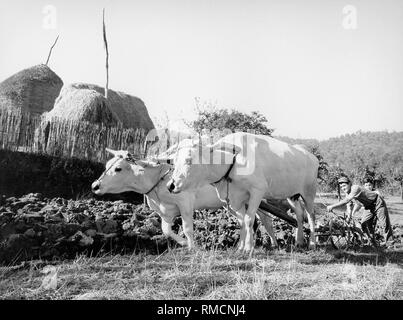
256, 209, 278, 248
287, 195, 305, 248
300, 193, 316, 249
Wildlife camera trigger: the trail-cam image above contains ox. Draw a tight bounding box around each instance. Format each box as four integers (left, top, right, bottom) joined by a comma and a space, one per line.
167, 132, 319, 253
91, 148, 278, 249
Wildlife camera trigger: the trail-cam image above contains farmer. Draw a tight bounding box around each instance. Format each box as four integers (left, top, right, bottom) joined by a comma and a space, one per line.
348, 178, 382, 244
326, 176, 394, 247
363, 178, 381, 196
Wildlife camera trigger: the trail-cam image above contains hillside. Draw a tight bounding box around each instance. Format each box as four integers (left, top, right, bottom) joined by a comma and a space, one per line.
276, 131, 403, 193
277, 131, 403, 168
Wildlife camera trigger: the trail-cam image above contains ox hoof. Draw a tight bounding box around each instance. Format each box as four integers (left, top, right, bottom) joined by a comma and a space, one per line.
291, 244, 306, 252
241, 245, 254, 256
308, 243, 317, 250
187, 245, 197, 252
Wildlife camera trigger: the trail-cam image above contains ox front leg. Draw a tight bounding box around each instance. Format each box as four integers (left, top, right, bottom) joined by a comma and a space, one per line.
161, 219, 187, 247
237, 217, 246, 252
243, 195, 263, 254
181, 211, 195, 250
231, 205, 246, 252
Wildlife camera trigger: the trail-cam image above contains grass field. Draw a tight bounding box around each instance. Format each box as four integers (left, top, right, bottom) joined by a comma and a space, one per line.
0, 197, 402, 300
0, 247, 401, 300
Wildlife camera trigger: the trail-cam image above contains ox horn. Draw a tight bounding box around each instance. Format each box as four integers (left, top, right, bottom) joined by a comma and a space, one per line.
210, 141, 241, 154
105, 147, 117, 156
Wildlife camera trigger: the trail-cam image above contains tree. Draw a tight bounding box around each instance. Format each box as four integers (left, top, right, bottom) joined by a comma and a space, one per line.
187, 99, 274, 136
315, 131, 403, 196
308, 145, 328, 183
392, 166, 403, 200
321, 164, 346, 199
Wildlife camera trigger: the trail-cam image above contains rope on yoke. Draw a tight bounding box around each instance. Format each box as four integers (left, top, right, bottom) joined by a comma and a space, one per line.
212, 145, 237, 184
145, 167, 172, 195
210, 145, 238, 214
124, 153, 173, 196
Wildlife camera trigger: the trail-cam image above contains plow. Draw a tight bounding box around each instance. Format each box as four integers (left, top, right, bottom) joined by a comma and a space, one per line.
257, 198, 364, 250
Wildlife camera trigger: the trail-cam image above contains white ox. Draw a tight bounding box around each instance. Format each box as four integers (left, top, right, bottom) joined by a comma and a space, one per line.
167, 132, 319, 253
91, 148, 278, 249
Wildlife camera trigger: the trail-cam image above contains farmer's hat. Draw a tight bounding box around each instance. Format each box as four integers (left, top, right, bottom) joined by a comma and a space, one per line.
338, 177, 351, 185
364, 177, 374, 184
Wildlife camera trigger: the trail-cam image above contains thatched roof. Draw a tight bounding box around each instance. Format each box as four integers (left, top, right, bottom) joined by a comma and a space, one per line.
0, 64, 63, 115
45, 83, 154, 131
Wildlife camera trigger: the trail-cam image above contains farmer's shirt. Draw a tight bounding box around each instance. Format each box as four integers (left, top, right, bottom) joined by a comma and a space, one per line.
345, 185, 380, 210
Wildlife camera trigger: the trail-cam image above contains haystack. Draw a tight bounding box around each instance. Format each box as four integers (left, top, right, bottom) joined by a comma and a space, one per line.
45, 83, 154, 131
0, 64, 63, 115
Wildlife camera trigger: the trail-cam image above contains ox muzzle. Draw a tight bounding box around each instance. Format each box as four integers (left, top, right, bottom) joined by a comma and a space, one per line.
91, 181, 101, 194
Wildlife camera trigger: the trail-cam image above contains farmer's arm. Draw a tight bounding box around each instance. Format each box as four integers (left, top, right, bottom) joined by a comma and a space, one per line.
348, 202, 362, 221
327, 197, 352, 212
327, 185, 360, 212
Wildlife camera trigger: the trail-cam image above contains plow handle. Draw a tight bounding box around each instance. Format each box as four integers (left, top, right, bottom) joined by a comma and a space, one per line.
258, 199, 298, 228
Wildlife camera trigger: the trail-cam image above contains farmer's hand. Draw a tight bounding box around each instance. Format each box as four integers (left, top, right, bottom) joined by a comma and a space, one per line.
326, 205, 333, 213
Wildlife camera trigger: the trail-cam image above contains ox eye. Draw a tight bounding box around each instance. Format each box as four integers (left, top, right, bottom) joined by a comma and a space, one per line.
115, 167, 122, 172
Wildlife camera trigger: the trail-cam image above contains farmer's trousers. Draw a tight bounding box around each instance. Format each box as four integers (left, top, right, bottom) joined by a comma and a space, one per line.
361, 196, 393, 242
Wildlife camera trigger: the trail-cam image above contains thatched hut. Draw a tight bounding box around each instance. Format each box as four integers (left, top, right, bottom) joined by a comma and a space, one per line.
45, 83, 154, 131
0, 64, 63, 115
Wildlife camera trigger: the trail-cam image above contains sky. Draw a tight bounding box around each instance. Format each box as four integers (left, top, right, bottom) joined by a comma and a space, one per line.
0, 0, 402, 140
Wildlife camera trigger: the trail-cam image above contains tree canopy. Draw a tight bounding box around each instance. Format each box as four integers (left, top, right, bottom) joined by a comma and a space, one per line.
277, 131, 403, 196
187, 102, 273, 136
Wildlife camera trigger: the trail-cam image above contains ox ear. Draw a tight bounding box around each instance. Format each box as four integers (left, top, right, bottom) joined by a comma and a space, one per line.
136, 160, 160, 168
210, 141, 241, 154
155, 143, 178, 161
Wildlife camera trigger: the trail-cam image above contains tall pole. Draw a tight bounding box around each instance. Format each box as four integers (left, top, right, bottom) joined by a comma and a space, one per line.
337, 162, 341, 201
103, 8, 109, 99
45, 35, 59, 66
